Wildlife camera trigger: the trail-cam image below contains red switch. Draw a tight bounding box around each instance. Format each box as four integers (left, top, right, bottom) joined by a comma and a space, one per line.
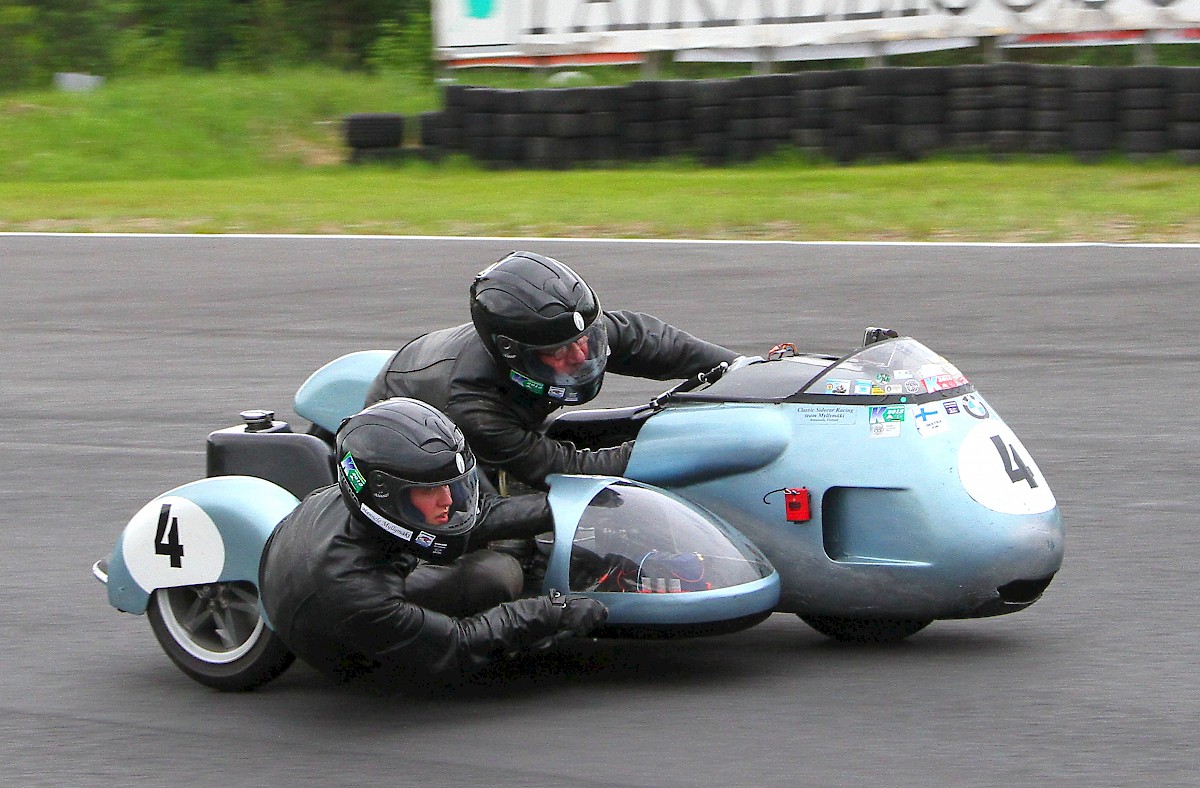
784, 488, 810, 522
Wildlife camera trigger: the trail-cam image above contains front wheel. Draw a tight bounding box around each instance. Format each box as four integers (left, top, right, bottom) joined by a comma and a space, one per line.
800, 615, 931, 644
147, 581, 294, 691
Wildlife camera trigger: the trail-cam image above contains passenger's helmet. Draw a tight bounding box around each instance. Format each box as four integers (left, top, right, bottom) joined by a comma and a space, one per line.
470, 251, 609, 405
336, 398, 480, 564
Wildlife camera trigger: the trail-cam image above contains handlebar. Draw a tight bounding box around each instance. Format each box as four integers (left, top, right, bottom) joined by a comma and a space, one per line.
648, 361, 729, 410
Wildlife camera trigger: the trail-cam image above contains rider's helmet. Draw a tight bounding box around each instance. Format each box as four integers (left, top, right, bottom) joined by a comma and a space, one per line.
336, 398, 480, 564
470, 251, 609, 406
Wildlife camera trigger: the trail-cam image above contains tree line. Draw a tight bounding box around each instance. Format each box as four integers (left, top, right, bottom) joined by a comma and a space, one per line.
0, 0, 432, 92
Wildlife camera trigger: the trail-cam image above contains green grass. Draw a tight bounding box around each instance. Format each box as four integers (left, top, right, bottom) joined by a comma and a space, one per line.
2, 67, 1199, 242
0, 67, 439, 180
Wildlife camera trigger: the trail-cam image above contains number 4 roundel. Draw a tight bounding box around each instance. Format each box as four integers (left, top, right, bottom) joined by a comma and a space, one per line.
958, 424, 1057, 515
122, 496, 226, 593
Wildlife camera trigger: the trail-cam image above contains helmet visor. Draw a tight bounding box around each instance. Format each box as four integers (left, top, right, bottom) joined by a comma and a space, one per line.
371, 468, 480, 535
503, 320, 608, 390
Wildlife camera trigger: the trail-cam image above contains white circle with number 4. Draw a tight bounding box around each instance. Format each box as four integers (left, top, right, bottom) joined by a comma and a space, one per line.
958, 424, 1057, 515
122, 496, 226, 591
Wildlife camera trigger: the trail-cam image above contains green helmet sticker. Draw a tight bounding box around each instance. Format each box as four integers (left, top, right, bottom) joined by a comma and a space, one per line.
509, 370, 546, 395
341, 452, 366, 493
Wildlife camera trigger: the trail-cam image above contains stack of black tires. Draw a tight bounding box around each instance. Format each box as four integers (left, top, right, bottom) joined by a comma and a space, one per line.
346, 65, 1200, 168
343, 113, 405, 163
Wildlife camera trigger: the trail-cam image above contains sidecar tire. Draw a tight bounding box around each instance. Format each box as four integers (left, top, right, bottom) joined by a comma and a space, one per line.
147, 582, 295, 691
800, 615, 930, 644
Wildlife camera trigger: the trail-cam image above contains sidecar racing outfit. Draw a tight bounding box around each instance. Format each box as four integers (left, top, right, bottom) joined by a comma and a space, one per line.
364, 314, 736, 488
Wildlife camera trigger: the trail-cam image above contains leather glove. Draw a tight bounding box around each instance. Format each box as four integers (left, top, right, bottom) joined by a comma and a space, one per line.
550, 589, 608, 636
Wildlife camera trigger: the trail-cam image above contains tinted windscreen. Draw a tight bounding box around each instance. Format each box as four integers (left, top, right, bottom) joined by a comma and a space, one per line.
803, 338, 970, 398
567, 484, 772, 594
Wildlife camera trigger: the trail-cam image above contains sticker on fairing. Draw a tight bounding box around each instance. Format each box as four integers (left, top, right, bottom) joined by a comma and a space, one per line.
825, 379, 850, 395
910, 402, 948, 438
797, 404, 858, 424
958, 423, 1057, 515
122, 496, 226, 592
868, 405, 903, 438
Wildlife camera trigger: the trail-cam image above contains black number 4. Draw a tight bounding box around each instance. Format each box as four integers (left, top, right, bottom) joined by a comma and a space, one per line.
990, 435, 1039, 488
154, 503, 185, 568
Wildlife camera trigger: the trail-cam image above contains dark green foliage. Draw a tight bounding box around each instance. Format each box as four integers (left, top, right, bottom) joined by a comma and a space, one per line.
2, 0, 434, 92
0, 2, 46, 88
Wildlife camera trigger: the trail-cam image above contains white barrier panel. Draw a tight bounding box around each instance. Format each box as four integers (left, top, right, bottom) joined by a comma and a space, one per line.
435, 0, 1200, 64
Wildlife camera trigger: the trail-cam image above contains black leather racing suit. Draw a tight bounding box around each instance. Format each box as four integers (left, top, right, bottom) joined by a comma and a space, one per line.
259, 485, 565, 683
363, 312, 737, 488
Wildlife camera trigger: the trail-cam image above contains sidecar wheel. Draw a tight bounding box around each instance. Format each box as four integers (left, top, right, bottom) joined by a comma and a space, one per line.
147, 581, 294, 691
800, 615, 930, 644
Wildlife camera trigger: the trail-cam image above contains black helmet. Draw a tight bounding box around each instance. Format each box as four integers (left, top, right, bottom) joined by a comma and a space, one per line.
470, 251, 608, 405
336, 398, 480, 564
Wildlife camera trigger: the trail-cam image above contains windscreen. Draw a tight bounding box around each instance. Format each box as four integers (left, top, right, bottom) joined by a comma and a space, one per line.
802, 338, 970, 398
567, 484, 772, 594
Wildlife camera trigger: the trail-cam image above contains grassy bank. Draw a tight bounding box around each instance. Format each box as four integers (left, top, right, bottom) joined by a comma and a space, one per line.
2, 68, 1199, 242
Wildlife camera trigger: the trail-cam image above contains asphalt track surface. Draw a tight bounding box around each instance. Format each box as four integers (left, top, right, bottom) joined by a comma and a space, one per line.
2, 235, 1198, 787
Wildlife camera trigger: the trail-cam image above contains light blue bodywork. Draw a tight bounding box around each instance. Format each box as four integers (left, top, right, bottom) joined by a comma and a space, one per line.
105, 476, 299, 616
626, 394, 1064, 620
294, 349, 393, 434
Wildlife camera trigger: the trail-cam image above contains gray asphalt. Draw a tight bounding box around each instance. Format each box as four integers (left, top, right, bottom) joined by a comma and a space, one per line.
2, 235, 1197, 787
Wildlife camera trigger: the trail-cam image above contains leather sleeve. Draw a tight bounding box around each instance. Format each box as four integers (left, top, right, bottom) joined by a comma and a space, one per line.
448, 390, 635, 488
603, 310, 738, 379
470, 490, 554, 545
335, 589, 566, 677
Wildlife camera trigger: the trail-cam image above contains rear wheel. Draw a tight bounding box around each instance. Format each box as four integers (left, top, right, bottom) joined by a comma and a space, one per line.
800, 615, 931, 644
147, 581, 294, 691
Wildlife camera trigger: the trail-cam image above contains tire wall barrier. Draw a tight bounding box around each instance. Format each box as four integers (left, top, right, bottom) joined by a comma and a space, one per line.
345, 65, 1200, 166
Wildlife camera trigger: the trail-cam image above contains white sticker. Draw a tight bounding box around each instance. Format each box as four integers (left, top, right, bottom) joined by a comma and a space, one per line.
797, 405, 858, 425
869, 422, 900, 438
825, 379, 851, 395
360, 504, 413, 541
910, 402, 948, 438
958, 424, 1057, 515
122, 496, 226, 592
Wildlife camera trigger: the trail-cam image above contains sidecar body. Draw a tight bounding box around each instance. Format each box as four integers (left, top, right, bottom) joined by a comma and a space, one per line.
609, 337, 1065, 624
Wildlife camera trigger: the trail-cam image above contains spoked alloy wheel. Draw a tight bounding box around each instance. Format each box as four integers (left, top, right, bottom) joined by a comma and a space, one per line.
147, 581, 294, 691
800, 615, 931, 644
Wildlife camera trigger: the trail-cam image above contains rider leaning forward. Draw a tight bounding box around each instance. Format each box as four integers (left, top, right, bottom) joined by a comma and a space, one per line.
365, 251, 756, 490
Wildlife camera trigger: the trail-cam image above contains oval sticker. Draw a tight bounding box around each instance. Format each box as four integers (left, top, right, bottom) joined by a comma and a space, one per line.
122, 496, 226, 592
958, 424, 1057, 515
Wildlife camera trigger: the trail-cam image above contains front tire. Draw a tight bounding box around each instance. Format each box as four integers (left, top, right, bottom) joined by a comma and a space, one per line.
147, 581, 294, 691
800, 615, 931, 644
